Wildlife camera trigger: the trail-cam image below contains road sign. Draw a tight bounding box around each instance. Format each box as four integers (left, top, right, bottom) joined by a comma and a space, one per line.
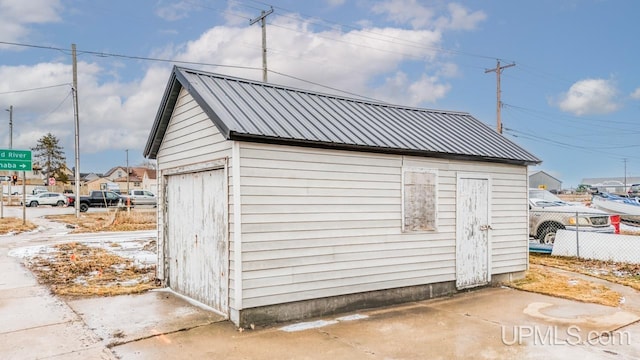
0, 149, 32, 171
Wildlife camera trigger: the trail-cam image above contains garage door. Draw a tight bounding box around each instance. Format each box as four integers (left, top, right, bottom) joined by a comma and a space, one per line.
166, 169, 228, 314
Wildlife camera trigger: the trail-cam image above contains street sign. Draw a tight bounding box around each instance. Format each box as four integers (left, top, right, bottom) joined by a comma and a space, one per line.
0, 149, 32, 171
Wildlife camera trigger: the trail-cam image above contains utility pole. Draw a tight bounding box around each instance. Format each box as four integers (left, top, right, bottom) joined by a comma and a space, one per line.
72, 44, 81, 218
250, 7, 274, 83
624, 158, 628, 193
126, 149, 130, 194
6, 105, 12, 149
5, 105, 13, 205
2, 105, 11, 214
126, 149, 130, 212
485, 60, 515, 134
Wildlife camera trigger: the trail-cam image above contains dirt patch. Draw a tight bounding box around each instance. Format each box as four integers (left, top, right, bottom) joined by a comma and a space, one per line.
23, 242, 158, 297
530, 253, 640, 292
45, 210, 156, 233
509, 264, 622, 307
0, 217, 37, 235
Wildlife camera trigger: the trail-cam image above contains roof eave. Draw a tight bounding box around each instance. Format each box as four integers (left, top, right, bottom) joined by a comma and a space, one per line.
144, 68, 181, 159
228, 132, 541, 166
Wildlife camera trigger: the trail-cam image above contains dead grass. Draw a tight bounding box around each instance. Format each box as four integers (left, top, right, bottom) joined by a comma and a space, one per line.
45, 210, 156, 233
509, 264, 622, 307
530, 253, 640, 292
0, 217, 38, 235
24, 242, 157, 297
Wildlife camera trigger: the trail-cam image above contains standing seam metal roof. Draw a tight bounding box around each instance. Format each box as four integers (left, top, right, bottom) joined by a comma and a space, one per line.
144, 66, 541, 165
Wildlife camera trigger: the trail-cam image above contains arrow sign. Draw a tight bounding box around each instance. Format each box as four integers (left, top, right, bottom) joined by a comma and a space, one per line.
0, 149, 33, 171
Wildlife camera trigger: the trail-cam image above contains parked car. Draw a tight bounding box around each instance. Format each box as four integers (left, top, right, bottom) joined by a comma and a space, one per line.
21, 192, 68, 207
67, 190, 124, 212
32, 187, 48, 195
120, 190, 157, 207
529, 188, 614, 244
628, 184, 640, 198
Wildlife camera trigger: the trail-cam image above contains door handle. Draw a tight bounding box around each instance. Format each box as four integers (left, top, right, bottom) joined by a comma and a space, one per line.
480, 225, 492, 231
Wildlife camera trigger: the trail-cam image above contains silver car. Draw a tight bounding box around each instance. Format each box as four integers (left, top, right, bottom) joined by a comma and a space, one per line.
529, 189, 614, 244
21, 192, 68, 207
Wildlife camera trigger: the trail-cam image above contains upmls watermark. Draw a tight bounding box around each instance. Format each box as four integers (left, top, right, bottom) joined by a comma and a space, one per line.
501, 325, 631, 346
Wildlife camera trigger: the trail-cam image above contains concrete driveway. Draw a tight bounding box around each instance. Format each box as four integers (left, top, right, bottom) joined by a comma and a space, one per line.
3, 207, 640, 359
109, 286, 640, 360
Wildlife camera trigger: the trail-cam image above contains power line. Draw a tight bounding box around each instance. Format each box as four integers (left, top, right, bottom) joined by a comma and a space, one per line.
239, 0, 498, 61
0, 83, 70, 95
267, 69, 386, 103
0, 40, 385, 100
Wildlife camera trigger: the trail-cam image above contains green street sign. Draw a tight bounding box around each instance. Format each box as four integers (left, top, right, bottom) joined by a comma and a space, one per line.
0, 149, 32, 171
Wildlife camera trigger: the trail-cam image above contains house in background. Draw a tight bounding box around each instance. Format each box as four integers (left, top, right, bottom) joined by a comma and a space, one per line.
102, 166, 157, 194
529, 170, 562, 191
144, 67, 541, 327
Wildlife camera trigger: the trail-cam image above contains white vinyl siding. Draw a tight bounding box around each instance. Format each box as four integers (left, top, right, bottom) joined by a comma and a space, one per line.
156, 88, 234, 306
238, 143, 528, 308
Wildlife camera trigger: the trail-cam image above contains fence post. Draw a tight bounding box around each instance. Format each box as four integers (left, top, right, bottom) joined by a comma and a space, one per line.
575, 210, 580, 258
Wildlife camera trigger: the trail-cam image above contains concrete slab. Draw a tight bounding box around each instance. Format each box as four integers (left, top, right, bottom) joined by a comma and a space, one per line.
66, 290, 226, 346
0, 321, 115, 359
422, 287, 640, 338
112, 320, 369, 360
0, 285, 78, 333
111, 287, 640, 360
0, 252, 38, 289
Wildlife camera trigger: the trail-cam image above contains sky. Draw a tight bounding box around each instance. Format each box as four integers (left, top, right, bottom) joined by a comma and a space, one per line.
0, 0, 639, 188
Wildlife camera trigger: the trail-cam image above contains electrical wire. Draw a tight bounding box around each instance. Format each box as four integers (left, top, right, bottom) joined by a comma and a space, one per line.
0, 83, 71, 95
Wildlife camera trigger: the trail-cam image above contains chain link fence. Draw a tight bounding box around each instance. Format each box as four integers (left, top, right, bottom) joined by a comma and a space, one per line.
528, 209, 640, 262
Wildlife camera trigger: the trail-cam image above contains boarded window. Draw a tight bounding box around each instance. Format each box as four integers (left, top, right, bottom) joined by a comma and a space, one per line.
403, 168, 437, 231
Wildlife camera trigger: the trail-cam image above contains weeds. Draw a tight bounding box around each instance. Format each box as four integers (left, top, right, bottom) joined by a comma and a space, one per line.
46, 210, 156, 233
0, 217, 37, 235
24, 242, 157, 296
510, 264, 622, 307
530, 253, 640, 292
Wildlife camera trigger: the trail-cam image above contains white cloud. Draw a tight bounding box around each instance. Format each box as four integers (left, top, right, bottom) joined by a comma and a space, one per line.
376, 72, 451, 105
0, 5, 472, 166
155, 1, 198, 21
437, 3, 487, 30
0, 0, 62, 43
372, 0, 436, 29
631, 88, 640, 100
372, 1, 485, 31
556, 78, 620, 116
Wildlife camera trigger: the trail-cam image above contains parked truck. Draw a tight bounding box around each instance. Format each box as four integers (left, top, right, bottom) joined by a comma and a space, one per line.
120, 189, 157, 207
67, 190, 124, 212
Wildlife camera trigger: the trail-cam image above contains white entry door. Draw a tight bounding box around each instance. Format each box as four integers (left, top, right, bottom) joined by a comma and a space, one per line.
456, 174, 491, 289
166, 168, 228, 314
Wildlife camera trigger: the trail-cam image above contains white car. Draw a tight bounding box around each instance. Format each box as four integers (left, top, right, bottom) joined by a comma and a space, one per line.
21, 192, 68, 207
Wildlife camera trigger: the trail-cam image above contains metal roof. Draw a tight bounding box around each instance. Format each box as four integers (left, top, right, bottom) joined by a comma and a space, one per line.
144, 66, 541, 165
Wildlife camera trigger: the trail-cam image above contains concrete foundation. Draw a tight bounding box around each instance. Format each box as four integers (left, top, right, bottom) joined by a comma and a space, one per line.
234, 271, 526, 327
236, 281, 458, 328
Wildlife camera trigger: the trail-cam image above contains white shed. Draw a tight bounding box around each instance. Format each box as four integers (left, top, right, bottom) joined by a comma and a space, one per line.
144, 66, 541, 327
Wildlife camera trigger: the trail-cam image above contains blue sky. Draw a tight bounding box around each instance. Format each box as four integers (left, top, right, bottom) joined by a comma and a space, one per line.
0, 0, 638, 187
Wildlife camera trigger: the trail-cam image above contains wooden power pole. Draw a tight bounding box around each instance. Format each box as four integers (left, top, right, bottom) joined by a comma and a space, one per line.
250, 7, 274, 83
72, 44, 81, 218
485, 60, 515, 134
